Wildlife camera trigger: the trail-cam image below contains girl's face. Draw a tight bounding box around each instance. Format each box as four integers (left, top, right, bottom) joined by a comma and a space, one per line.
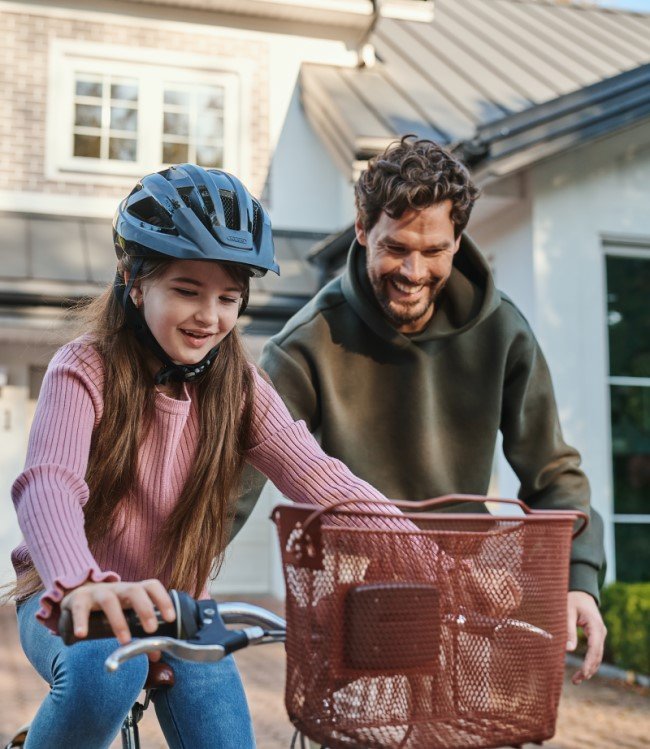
133, 260, 245, 365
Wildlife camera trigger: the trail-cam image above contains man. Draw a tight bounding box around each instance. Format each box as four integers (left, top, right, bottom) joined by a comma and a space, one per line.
237, 136, 606, 683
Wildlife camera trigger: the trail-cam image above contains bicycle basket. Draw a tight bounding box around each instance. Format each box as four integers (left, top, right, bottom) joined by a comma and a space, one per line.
273, 495, 588, 749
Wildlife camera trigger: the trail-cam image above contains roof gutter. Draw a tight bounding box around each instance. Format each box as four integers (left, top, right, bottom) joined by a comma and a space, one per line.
455, 63, 650, 182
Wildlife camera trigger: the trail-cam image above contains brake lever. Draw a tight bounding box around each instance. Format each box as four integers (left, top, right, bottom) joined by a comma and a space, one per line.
104, 637, 226, 671
104, 624, 268, 672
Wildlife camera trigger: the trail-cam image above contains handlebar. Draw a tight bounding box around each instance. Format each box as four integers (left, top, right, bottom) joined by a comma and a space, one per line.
58, 590, 287, 673
59, 587, 553, 679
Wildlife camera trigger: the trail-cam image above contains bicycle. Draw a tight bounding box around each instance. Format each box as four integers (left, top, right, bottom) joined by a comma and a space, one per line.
5, 590, 318, 749
7, 496, 585, 749
5, 590, 557, 749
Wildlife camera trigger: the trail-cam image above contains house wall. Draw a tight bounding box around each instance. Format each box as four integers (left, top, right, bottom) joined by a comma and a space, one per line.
267, 86, 355, 233
0, 339, 62, 585
448, 121, 649, 584
0, 1, 356, 211
0, 1, 357, 592
470, 190, 535, 502
528, 121, 650, 581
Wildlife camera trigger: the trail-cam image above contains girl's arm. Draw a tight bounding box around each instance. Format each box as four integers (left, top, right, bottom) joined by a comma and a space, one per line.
244, 367, 413, 530
11, 343, 120, 630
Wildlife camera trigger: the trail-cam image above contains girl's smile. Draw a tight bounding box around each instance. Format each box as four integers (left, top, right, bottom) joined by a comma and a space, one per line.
133, 260, 245, 367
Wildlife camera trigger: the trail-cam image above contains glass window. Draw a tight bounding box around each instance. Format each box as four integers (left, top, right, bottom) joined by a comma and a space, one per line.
162, 83, 225, 168
607, 255, 650, 378
52, 47, 240, 178
606, 252, 650, 582
614, 524, 650, 583
610, 385, 650, 514
72, 73, 138, 162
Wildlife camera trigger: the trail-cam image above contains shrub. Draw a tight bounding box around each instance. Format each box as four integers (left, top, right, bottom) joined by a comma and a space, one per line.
600, 582, 650, 675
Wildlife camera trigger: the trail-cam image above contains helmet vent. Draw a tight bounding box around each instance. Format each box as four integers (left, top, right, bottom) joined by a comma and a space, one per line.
252, 201, 260, 235
198, 185, 216, 218
127, 196, 175, 231
219, 189, 240, 230
177, 185, 194, 208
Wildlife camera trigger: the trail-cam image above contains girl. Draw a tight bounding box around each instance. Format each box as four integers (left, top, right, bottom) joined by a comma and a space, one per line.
7, 164, 408, 749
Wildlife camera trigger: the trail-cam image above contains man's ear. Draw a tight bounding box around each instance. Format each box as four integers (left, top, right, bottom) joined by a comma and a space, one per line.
453, 233, 462, 254
354, 216, 367, 247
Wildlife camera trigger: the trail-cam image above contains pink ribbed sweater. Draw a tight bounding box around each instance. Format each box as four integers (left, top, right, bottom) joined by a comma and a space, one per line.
11, 339, 390, 630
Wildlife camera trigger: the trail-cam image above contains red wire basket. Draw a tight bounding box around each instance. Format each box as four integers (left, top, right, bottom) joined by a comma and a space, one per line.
273, 495, 588, 749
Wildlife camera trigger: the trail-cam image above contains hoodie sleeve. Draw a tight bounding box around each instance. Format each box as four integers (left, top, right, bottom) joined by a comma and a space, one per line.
500, 327, 605, 602
11, 344, 120, 630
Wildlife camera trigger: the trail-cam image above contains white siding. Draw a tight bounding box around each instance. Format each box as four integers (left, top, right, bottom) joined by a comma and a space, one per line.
529, 121, 650, 581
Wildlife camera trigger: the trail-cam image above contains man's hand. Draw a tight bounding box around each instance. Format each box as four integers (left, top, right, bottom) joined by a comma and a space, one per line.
566, 590, 607, 684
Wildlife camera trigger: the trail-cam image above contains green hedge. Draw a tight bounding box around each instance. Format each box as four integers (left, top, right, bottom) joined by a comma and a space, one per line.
600, 582, 650, 675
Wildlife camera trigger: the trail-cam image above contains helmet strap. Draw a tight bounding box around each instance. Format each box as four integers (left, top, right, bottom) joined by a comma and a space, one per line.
114, 262, 221, 385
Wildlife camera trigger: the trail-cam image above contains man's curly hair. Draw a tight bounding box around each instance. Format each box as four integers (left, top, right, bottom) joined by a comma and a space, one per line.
355, 136, 480, 238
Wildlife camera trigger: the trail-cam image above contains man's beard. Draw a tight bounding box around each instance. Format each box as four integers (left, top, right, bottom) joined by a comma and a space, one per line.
369, 270, 446, 330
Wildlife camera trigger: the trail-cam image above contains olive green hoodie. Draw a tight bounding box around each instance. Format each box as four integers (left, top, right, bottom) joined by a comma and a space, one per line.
236, 235, 604, 599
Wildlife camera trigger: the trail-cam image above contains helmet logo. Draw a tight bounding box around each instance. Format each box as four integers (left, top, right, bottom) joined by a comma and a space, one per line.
226, 235, 248, 245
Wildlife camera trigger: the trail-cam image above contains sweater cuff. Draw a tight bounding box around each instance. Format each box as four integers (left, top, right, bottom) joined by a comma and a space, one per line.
569, 562, 600, 605
38, 568, 121, 633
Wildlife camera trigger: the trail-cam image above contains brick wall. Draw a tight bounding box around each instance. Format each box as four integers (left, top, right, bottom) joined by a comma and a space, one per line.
0, 7, 270, 199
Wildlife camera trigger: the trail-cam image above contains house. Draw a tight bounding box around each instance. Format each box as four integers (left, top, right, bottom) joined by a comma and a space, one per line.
0, 0, 434, 592
0, 0, 648, 596
300, 0, 650, 587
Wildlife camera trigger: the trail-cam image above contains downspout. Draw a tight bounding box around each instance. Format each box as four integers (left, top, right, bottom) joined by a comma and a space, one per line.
356, 0, 381, 68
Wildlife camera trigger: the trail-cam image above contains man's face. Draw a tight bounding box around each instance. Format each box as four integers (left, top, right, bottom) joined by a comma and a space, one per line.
356, 200, 461, 334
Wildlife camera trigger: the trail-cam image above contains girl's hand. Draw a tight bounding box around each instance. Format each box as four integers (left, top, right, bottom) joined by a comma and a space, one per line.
60, 579, 176, 645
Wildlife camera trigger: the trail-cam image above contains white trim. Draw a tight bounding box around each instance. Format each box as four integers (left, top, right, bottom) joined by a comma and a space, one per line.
46, 40, 249, 184
599, 247, 616, 582
0, 190, 117, 217
0, 1, 371, 45
612, 515, 650, 524
602, 244, 650, 258
608, 376, 650, 388
602, 235, 650, 251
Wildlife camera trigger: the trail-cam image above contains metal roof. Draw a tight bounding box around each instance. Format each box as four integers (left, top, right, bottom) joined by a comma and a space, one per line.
301, 0, 650, 178
0, 212, 324, 333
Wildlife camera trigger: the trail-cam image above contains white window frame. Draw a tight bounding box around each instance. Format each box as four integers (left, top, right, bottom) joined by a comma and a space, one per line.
604, 244, 650, 580
46, 40, 252, 186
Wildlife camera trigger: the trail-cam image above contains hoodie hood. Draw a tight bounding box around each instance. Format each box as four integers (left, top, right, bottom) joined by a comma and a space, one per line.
341, 233, 500, 346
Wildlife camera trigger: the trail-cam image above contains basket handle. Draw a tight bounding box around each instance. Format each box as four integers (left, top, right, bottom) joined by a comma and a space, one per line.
300, 494, 589, 539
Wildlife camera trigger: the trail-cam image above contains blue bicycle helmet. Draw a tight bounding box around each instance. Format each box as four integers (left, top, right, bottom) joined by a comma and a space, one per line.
113, 163, 279, 277
113, 164, 279, 384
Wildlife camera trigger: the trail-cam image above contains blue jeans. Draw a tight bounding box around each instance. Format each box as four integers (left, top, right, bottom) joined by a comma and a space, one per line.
17, 594, 256, 748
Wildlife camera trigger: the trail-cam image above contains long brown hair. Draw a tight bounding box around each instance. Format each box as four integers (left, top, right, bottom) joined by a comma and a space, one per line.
10, 256, 255, 601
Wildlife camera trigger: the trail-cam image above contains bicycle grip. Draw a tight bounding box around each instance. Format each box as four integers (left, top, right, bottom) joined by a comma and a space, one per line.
58, 590, 201, 645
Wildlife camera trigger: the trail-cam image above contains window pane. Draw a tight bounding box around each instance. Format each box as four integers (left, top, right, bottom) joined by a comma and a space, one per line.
164, 112, 189, 136
611, 385, 650, 514
111, 82, 138, 102
606, 255, 650, 377
198, 88, 224, 111
109, 137, 137, 161
75, 104, 102, 128
164, 89, 190, 107
75, 79, 102, 98
614, 524, 650, 582
196, 110, 222, 139
73, 134, 101, 158
111, 106, 138, 132
196, 144, 222, 168
163, 141, 189, 163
